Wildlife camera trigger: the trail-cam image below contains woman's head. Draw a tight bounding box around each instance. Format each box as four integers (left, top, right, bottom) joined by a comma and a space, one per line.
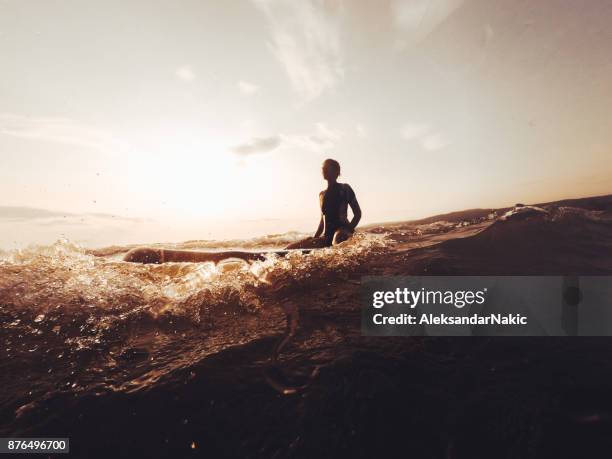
322, 158, 341, 181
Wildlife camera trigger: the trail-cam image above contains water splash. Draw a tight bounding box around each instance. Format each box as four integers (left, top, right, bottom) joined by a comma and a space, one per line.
0, 232, 388, 402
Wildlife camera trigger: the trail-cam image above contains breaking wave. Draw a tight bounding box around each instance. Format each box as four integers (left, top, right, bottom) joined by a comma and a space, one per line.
0, 233, 388, 410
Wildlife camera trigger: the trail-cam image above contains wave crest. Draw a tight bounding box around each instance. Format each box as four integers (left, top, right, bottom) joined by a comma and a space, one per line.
0, 233, 388, 374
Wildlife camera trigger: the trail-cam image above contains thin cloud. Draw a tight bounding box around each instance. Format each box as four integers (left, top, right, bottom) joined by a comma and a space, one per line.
283, 122, 343, 152
0, 113, 127, 153
421, 133, 449, 151
0, 206, 72, 221
0, 206, 147, 224
392, 0, 464, 44
230, 136, 282, 156
176, 65, 196, 82
252, 0, 344, 101
400, 122, 449, 151
238, 80, 259, 95
400, 122, 431, 140
313, 122, 341, 142
86, 212, 151, 223
231, 123, 342, 155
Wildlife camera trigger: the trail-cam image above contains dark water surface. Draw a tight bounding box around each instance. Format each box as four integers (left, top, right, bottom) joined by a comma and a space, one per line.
2, 203, 612, 458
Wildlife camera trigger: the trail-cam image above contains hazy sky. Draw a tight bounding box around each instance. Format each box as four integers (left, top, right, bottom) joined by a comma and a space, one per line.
1, 0, 612, 247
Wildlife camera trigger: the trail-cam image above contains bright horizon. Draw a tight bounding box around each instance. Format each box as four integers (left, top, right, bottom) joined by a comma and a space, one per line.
2, 0, 612, 248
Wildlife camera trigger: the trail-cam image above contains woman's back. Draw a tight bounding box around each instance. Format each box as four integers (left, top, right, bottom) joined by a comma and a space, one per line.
320, 182, 357, 242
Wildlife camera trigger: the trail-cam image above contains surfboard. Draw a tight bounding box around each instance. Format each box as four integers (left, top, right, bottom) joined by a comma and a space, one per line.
123, 247, 312, 264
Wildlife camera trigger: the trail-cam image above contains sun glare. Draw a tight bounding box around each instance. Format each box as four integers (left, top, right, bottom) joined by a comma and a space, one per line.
125, 127, 275, 220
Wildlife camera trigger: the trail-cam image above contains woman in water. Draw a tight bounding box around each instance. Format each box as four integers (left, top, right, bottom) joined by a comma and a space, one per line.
286, 159, 362, 249
124, 159, 361, 263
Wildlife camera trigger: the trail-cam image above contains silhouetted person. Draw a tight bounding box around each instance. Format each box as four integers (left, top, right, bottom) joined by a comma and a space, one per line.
125, 159, 362, 263
286, 159, 361, 249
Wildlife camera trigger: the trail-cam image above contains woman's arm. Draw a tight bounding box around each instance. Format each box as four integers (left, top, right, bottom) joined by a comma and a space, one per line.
314, 215, 324, 238
349, 197, 362, 231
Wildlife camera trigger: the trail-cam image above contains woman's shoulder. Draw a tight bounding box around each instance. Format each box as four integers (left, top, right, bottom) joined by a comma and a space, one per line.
340, 182, 355, 195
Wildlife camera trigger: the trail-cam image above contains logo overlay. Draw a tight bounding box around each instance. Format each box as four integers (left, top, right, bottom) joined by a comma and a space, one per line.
361, 276, 612, 336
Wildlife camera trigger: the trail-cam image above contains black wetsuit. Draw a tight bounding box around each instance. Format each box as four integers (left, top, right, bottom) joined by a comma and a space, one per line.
320, 183, 357, 245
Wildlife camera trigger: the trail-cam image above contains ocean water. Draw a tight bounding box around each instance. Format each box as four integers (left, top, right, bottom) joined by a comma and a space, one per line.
0, 232, 389, 418
2, 201, 612, 456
